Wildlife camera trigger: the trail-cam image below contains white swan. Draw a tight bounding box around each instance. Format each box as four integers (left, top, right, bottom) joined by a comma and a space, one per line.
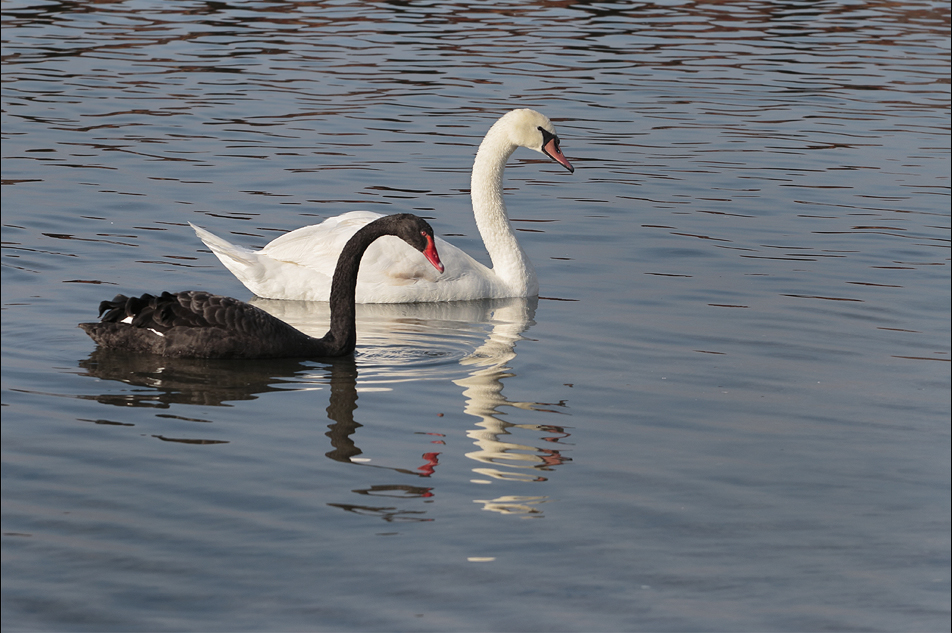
190, 109, 574, 303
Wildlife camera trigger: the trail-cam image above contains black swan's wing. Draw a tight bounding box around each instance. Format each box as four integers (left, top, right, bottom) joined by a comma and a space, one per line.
83, 291, 325, 358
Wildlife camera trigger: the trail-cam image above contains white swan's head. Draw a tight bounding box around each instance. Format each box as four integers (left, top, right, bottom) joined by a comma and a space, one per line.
496, 109, 575, 173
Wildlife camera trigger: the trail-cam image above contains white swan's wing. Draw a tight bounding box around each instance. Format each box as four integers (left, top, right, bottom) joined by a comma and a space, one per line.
263, 211, 513, 302
263, 210, 444, 286
261, 210, 383, 273
190, 218, 356, 302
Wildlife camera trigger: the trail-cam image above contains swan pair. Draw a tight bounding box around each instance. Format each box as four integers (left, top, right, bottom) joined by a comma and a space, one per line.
80, 214, 443, 358
81, 109, 573, 359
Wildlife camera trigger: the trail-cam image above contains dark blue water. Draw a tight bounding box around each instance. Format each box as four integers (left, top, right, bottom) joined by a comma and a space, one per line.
3, 1, 949, 631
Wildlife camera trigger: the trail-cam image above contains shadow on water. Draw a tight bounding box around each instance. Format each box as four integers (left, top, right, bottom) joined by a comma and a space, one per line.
77, 349, 317, 409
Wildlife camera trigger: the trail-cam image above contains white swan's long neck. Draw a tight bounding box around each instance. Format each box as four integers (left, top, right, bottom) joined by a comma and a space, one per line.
470, 123, 539, 296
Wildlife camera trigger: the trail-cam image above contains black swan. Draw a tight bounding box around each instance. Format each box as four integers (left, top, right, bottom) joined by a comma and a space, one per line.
79, 214, 444, 359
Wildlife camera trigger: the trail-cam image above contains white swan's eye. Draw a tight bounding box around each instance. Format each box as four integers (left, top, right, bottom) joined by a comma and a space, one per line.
538, 126, 574, 173
538, 126, 559, 151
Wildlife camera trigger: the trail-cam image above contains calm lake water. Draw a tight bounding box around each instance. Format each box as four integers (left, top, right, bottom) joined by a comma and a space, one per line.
2, 1, 950, 631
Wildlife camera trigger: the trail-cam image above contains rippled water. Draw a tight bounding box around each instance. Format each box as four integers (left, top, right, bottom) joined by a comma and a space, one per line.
3, 1, 950, 631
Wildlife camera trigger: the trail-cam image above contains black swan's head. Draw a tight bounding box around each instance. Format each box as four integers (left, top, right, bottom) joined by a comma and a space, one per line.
386, 213, 444, 273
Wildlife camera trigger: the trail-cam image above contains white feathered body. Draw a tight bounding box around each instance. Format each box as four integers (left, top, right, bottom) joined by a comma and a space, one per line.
192, 211, 519, 303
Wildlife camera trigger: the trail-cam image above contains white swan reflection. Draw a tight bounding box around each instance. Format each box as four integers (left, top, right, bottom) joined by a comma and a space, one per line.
253, 296, 571, 514
449, 299, 571, 486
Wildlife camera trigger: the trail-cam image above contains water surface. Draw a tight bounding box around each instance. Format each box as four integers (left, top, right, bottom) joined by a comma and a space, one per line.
2, 1, 949, 631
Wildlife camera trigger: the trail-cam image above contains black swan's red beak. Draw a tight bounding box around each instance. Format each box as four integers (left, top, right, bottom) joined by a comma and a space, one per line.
424, 234, 444, 273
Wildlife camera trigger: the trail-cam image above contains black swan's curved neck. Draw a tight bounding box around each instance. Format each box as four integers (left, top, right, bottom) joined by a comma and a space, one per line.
320, 218, 396, 356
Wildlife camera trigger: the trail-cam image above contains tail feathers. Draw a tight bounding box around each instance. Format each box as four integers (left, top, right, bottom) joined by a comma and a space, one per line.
190, 222, 262, 276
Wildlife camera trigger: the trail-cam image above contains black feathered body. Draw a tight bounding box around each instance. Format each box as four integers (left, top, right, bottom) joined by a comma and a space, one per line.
79, 291, 346, 359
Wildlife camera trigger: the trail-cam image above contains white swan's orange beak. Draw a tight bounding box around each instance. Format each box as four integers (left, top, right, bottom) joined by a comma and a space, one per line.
424, 234, 444, 273
542, 136, 574, 173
